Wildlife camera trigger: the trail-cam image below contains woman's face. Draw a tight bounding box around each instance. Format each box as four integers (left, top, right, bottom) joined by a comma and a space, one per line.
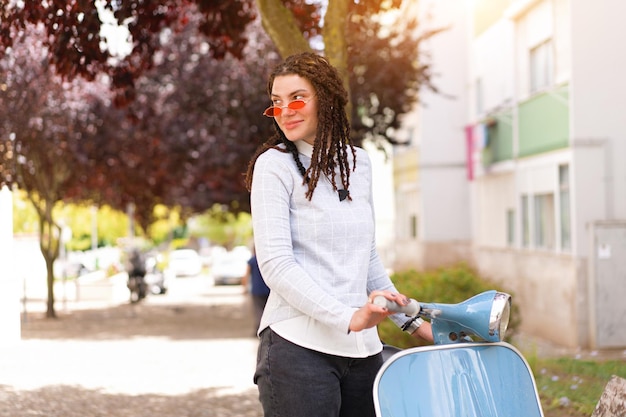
269, 74, 318, 145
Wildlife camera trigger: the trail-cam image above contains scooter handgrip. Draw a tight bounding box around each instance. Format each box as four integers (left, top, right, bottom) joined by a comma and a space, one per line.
372, 296, 420, 316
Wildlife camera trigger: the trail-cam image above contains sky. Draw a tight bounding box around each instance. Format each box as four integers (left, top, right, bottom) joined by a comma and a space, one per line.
96, 1, 132, 58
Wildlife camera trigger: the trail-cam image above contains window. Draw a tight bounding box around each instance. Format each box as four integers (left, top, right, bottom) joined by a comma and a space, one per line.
506, 209, 515, 246
529, 40, 553, 93
395, 187, 419, 241
559, 164, 571, 251
533, 193, 555, 249
410, 214, 418, 239
521, 195, 530, 247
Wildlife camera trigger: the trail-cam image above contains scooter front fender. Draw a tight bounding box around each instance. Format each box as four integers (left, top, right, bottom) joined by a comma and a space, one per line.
373, 342, 543, 417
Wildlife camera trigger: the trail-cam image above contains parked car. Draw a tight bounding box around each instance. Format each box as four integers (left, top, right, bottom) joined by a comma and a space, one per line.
168, 249, 202, 277
64, 261, 90, 278
211, 247, 250, 285
198, 245, 226, 267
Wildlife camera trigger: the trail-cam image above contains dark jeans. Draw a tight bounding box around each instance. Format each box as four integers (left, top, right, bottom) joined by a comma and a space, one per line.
254, 328, 383, 417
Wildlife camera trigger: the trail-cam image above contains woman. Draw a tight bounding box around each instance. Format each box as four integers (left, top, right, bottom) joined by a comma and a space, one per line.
245, 52, 433, 417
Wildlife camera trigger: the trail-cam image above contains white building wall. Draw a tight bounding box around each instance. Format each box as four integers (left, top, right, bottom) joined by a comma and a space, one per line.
472, 20, 515, 116
553, 0, 572, 85
419, 0, 470, 243
365, 142, 396, 268
514, 0, 554, 100
474, 173, 516, 247
516, 151, 565, 196
570, 142, 608, 257
570, 0, 626, 240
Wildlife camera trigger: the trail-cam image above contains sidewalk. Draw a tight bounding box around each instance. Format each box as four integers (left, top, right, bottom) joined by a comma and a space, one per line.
0, 279, 263, 417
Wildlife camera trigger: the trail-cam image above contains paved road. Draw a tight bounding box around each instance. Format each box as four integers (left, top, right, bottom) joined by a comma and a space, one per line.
0, 276, 263, 417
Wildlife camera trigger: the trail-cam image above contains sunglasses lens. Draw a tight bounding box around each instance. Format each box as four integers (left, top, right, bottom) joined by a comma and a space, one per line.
288, 100, 306, 110
263, 107, 280, 117
263, 100, 308, 117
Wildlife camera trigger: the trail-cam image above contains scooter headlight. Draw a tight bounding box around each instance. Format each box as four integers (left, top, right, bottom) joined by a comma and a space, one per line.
489, 292, 511, 340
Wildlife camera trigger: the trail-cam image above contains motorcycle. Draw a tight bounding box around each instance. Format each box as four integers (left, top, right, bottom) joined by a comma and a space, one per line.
127, 269, 147, 303
127, 250, 148, 303
143, 255, 171, 295
373, 290, 543, 417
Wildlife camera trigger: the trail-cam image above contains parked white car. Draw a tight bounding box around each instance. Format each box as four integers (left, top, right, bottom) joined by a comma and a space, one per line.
211, 246, 251, 285
168, 249, 202, 277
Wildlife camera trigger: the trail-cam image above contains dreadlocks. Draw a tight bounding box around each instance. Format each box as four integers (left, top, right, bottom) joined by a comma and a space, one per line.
245, 52, 356, 200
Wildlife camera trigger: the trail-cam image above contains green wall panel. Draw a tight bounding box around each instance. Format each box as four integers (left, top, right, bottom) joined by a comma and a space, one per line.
518, 86, 569, 157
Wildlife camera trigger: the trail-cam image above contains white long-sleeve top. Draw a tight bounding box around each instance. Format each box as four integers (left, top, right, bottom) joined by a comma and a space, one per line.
251, 140, 403, 358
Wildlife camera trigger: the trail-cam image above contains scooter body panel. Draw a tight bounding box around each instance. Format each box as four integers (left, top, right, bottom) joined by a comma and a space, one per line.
374, 342, 543, 417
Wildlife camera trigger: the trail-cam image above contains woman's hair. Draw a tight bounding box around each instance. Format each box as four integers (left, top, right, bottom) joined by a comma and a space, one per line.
244, 52, 356, 200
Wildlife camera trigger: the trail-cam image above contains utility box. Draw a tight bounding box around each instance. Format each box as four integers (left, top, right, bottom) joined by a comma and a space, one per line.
588, 221, 626, 349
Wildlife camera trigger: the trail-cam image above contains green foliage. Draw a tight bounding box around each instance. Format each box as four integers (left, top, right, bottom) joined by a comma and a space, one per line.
14, 191, 253, 253
170, 238, 191, 250
12, 190, 39, 234
13, 192, 130, 250
57, 204, 129, 251
532, 357, 626, 416
378, 263, 521, 349
67, 234, 93, 251
145, 205, 186, 246
189, 204, 253, 249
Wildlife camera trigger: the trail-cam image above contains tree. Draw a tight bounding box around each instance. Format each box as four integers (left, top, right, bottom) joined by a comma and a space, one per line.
1, 2, 440, 319
0, 0, 257, 106
0, 27, 109, 317
1, 0, 441, 218
137, 16, 279, 215
73, 12, 279, 229
1, 8, 278, 283
1, 1, 439, 148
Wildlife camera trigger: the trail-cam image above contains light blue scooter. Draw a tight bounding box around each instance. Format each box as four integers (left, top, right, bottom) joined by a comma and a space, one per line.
373, 290, 544, 417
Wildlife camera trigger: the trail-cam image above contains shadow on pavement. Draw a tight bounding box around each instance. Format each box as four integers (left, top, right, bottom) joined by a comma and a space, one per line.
0, 384, 262, 417
21, 299, 257, 341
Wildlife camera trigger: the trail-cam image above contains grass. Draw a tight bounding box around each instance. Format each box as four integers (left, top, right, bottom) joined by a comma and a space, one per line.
527, 355, 626, 416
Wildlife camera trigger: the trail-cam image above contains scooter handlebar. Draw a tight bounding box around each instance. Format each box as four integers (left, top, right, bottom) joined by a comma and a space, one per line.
372, 296, 420, 316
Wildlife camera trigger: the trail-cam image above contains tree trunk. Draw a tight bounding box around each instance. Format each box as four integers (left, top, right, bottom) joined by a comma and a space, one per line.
323, 0, 352, 121
34, 198, 61, 319
45, 257, 56, 318
324, 0, 350, 87
255, 0, 311, 58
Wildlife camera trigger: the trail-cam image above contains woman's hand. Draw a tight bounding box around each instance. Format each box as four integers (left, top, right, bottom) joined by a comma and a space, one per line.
348, 291, 412, 333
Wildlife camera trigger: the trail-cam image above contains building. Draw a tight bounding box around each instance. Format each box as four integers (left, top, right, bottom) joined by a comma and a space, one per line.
393, 0, 626, 349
